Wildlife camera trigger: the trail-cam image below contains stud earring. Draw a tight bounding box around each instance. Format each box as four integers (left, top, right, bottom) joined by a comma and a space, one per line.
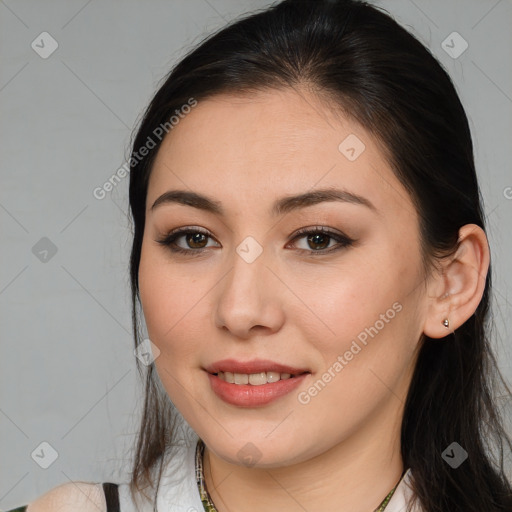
442, 318, 450, 329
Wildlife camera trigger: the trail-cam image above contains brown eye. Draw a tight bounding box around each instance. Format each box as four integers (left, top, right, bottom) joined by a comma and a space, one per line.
155, 227, 219, 255
290, 226, 355, 255
156, 225, 354, 257
186, 232, 208, 249
305, 233, 331, 251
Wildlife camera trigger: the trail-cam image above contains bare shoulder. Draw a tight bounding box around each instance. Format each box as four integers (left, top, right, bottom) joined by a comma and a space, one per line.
26, 481, 105, 512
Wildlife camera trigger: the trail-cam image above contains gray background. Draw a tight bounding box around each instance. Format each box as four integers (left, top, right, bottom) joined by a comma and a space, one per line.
1, 0, 511, 508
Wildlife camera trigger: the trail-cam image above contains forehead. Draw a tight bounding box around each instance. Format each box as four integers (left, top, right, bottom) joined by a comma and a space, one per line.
147, 88, 414, 219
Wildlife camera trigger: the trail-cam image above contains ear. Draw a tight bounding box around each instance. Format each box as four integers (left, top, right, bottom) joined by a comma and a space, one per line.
423, 224, 490, 339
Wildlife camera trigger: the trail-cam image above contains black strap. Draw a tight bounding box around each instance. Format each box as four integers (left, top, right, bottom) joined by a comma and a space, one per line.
102, 482, 120, 512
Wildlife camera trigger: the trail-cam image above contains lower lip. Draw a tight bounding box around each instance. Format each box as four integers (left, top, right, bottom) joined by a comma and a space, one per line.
207, 372, 309, 407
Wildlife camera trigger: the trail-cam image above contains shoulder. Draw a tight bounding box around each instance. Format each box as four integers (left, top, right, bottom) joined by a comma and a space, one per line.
25, 481, 106, 512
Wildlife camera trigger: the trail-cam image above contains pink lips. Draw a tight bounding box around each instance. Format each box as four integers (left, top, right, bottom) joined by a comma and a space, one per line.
204, 358, 309, 375
204, 358, 310, 407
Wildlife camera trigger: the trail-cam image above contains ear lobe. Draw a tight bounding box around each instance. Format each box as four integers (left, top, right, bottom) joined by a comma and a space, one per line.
423, 224, 489, 339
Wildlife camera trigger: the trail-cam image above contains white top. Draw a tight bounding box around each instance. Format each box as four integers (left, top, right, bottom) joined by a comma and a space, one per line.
116, 432, 423, 512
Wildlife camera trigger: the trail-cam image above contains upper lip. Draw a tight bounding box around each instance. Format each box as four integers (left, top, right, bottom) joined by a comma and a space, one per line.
204, 358, 310, 375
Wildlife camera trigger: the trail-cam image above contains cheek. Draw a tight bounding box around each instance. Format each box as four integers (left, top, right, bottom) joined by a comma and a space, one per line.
138, 243, 205, 362
138, 251, 211, 416
296, 279, 416, 432
301, 245, 420, 375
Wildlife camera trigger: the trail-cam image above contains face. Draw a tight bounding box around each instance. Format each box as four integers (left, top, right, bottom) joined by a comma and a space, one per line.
138, 87, 429, 468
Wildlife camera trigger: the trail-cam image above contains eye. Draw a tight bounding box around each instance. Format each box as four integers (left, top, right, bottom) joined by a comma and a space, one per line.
288, 226, 354, 255
155, 225, 355, 256
155, 226, 219, 256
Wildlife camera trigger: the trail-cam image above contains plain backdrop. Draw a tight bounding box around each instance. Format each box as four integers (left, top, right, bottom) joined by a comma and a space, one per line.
1, 0, 511, 508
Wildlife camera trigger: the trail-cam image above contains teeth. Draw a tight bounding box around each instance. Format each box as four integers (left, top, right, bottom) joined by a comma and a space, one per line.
249, 372, 267, 385
266, 371, 281, 383
217, 371, 295, 385
234, 373, 249, 384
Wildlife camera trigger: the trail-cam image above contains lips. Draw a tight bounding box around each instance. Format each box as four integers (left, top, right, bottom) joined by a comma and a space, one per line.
204, 358, 309, 376
204, 358, 311, 407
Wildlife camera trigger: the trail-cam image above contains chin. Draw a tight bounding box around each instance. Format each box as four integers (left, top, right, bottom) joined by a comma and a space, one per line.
204, 432, 315, 469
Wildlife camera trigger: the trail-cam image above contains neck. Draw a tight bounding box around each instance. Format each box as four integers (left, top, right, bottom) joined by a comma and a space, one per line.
202, 395, 405, 512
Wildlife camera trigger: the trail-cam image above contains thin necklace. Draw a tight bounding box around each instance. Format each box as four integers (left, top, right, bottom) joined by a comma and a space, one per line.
195, 439, 403, 512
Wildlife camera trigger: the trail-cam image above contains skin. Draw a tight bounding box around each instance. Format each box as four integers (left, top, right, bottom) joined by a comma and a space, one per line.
137, 87, 489, 512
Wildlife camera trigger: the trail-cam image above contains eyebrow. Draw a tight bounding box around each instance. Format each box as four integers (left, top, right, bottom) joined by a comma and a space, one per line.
150, 187, 376, 216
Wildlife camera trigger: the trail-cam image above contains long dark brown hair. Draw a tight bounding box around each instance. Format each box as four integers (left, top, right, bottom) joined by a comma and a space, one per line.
126, 0, 512, 509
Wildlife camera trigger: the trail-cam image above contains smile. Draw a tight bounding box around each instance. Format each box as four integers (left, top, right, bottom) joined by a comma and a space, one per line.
215, 371, 295, 385
206, 371, 310, 407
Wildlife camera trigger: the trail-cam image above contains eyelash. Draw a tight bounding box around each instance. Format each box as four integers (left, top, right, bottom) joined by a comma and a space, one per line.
155, 225, 355, 257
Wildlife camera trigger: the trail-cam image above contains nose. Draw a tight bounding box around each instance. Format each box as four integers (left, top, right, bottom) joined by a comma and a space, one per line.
213, 245, 285, 340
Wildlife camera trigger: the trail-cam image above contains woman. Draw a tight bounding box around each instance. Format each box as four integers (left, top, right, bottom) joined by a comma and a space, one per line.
20, 0, 512, 510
